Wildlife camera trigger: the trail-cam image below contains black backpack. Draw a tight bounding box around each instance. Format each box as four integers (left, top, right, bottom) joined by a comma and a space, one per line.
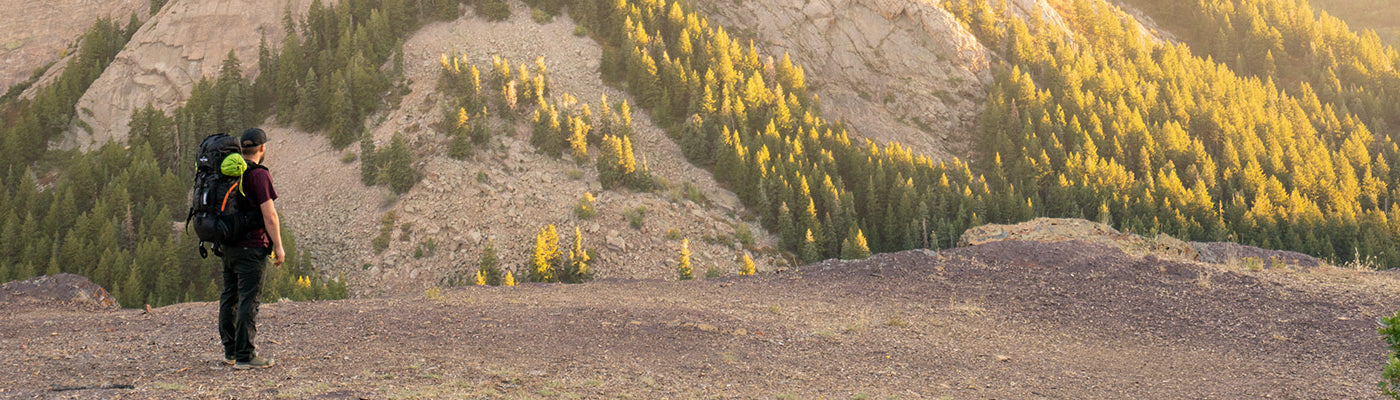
185, 134, 264, 258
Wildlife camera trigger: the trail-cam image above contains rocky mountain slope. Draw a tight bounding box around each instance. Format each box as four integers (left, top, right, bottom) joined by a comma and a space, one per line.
697, 0, 1077, 160
10, 0, 1018, 295
270, 5, 781, 296
0, 0, 146, 94
57, 0, 312, 150
3, 229, 1394, 398
698, 0, 992, 160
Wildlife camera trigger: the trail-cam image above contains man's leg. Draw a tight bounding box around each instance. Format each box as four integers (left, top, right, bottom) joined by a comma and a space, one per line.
218, 250, 239, 360
232, 246, 266, 362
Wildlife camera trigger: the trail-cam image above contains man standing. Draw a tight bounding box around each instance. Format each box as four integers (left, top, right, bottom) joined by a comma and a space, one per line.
219, 127, 284, 370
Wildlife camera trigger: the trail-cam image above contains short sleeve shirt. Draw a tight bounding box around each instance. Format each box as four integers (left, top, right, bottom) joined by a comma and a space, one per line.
234, 164, 277, 248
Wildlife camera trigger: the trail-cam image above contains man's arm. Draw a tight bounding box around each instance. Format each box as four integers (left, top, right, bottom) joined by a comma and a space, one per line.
260, 199, 284, 266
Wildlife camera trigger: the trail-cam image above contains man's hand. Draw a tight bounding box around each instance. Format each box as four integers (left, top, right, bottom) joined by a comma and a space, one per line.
273, 245, 285, 266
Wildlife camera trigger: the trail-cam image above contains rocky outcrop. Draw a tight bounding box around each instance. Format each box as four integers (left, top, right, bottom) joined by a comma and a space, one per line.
960, 218, 1323, 268
58, 0, 315, 150
699, 0, 995, 160
0, 273, 119, 311
0, 0, 146, 97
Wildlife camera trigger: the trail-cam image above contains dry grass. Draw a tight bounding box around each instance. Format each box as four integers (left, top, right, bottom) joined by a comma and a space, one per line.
1195, 270, 1212, 289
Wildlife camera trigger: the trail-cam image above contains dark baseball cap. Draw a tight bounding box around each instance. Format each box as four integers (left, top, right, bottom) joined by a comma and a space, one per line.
241, 128, 268, 148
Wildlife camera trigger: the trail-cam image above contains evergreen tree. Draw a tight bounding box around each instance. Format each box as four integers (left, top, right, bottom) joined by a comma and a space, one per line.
777, 202, 797, 252
479, 239, 502, 285
677, 238, 693, 280
382, 132, 416, 194
567, 226, 592, 282
121, 261, 145, 307
800, 229, 821, 263
740, 253, 756, 276
296, 68, 324, 131
840, 228, 872, 260
448, 108, 473, 160
570, 117, 589, 162
327, 73, 356, 148
530, 224, 561, 282
359, 135, 378, 185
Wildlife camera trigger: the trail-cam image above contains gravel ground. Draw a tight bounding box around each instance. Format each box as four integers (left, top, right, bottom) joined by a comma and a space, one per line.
3, 239, 1396, 398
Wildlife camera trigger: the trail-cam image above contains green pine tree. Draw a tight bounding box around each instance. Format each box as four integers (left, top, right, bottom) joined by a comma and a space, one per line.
359, 135, 378, 185
382, 132, 416, 194
479, 239, 502, 285
840, 228, 872, 260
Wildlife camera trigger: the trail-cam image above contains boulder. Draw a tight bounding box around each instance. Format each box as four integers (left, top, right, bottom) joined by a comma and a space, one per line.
0, 274, 120, 311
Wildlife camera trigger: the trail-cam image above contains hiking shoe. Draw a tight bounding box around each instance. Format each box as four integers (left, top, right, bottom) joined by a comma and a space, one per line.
232, 356, 274, 370
222, 356, 236, 366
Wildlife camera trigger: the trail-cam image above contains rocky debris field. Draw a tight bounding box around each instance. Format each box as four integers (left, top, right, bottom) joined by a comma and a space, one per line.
2, 238, 1395, 399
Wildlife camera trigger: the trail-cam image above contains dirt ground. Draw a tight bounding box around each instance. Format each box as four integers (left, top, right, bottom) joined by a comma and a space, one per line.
2, 240, 1395, 399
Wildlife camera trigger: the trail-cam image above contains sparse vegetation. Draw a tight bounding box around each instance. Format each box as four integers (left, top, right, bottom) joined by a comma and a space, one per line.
705, 266, 723, 278
680, 182, 709, 206
414, 239, 437, 259
574, 192, 597, 219
1381, 309, 1400, 398
734, 223, 755, 247
740, 253, 756, 276
625, 206, 647, 229
531, 8, 553, 24
373, 212, 397, 254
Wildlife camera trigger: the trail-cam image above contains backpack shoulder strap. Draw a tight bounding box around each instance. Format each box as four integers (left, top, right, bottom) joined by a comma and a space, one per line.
238, 163, 269, 197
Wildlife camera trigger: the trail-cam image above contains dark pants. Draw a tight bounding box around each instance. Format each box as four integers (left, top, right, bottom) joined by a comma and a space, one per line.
219, 246, 267, 362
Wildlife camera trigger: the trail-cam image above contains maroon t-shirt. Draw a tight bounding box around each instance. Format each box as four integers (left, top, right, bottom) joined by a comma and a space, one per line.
234, 164, 277, 248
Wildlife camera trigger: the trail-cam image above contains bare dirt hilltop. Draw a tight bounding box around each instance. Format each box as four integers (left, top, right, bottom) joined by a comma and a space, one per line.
3, 229, 1396, 399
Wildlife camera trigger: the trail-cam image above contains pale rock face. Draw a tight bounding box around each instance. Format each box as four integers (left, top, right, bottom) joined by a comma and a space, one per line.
700, 0, 995, 161
59, 0, 319, 151
0, 0, 146, 96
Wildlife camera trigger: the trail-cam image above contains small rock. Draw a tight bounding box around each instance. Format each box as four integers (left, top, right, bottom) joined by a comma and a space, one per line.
994, 355, 1011, 362
732, 328, 747, 336
696, 323, 718, 332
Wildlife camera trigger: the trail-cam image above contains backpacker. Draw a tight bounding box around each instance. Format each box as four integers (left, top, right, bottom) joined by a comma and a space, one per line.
185, 133, 264, 258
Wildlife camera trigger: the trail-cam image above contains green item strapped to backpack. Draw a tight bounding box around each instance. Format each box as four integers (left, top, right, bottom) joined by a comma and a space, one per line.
221, 152, 248, 177
221, 152, 249, 196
